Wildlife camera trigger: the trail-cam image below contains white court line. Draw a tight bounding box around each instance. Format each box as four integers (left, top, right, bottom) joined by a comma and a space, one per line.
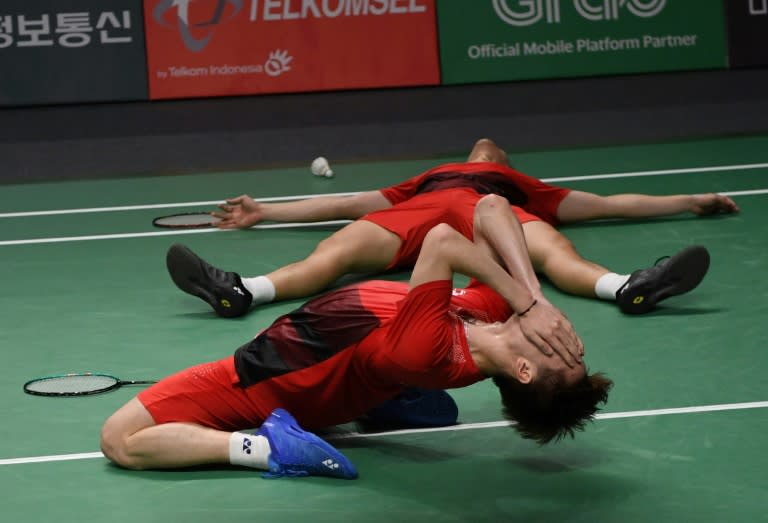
0, 220, 354, 246
1, 162, 767, 219
543, 162, 768, 183
0, 188, 764, 247
1, 400, 766, 466
0, 192, 360, 219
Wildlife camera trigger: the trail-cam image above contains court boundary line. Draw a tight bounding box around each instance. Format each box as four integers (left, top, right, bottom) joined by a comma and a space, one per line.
1, 162, 767, 219
1, 399, 766, 466
0, 220, 353, 246
0, 188, 764, 247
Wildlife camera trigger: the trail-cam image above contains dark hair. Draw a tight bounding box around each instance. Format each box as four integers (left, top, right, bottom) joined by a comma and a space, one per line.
492, 370, 613, 444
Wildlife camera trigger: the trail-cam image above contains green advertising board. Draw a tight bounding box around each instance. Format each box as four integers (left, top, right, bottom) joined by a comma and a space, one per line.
438, 0, 729, 84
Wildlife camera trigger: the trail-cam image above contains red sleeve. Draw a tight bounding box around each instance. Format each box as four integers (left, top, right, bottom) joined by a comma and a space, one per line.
505, 171, 571, 225
379, 172, 430, 205
381, 280, 454, 372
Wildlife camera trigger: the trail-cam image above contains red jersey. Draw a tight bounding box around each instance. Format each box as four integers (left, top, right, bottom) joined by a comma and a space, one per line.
359, 161, 571, 269
230, 279, 510, 429
139, 280, 511, 431
379, 161, 570, 226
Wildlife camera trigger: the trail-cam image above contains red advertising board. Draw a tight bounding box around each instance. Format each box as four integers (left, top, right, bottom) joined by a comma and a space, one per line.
144, 0, 439, 99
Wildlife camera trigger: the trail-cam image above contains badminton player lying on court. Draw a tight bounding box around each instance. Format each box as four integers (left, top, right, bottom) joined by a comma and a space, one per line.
167, 138, 737, 319
101, 195, 612, 479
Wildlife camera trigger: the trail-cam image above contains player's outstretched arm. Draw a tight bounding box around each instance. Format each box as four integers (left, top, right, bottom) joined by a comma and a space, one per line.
556, 190, 740, 224
212, 191, 391, 229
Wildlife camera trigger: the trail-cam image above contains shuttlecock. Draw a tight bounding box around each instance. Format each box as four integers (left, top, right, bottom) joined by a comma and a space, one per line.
311, 156, 334, 178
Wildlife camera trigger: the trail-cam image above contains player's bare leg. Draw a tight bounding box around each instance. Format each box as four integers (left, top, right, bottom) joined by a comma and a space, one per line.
166, 221, 401, 317
100, 398, 230, 469
522, 220, 711, 314
267, 220, 402, 301
523, 221, 609, 297
101, 398, 358, 478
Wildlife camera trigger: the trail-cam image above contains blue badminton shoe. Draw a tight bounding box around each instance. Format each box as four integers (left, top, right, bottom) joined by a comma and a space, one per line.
256, 408, 358, 480
616, 245, 710, 314
363, 388, 459, 428
166, 243, 253, 318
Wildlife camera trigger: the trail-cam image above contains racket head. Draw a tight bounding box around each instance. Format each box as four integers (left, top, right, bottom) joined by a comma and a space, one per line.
23, 373, 122, 397
152, 212, 221, 229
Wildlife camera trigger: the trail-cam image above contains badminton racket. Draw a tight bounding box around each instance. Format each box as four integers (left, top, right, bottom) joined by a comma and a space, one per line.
23, 373, 156, 397
152, 212, 220, 229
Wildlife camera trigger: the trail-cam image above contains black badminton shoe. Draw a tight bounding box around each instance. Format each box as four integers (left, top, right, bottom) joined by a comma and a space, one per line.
616, 245, 710, 315
166, 243, 253, 318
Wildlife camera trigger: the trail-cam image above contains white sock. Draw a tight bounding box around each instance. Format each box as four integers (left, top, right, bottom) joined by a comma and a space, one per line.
241, 276, 276, 305
228, 432, 271, 469
594, 272, 631, 300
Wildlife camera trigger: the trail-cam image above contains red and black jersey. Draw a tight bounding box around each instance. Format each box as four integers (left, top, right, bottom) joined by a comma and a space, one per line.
140, 280, 512, 431
380, 161, 570, 226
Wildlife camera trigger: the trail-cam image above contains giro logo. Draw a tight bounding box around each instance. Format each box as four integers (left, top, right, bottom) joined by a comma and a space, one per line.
153, 0, 243, 52
492, 0, 667, 26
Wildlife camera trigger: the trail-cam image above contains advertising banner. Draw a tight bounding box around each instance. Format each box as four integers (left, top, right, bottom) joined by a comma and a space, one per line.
437, 0, 729, 85
144, 0, 440, 100
726, 0, 768, 67
0, 0, 147, 106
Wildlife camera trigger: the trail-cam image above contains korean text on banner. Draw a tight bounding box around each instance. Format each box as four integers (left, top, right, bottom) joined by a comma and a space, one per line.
0, 0, 147, 106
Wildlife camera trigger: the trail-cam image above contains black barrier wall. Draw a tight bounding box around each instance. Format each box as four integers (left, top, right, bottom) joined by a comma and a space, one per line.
726, 0, 768, 67
0, 0, 148, 105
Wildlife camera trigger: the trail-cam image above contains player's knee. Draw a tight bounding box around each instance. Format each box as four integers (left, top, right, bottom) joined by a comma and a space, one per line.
100, 420, 143, 470
476, 193, 508, 213
99, 420, 124, 465
424, 223, 460, 248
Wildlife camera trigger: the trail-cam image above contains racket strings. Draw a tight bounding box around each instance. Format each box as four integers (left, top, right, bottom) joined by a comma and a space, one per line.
25, 374, 118, 394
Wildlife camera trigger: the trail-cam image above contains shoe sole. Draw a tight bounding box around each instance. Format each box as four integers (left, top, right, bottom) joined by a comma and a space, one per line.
622, 245, 710, 314
166, 244, 227, 314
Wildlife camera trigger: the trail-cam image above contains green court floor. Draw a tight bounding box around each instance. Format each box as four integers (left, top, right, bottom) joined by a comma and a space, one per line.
1, 135, 767, 522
